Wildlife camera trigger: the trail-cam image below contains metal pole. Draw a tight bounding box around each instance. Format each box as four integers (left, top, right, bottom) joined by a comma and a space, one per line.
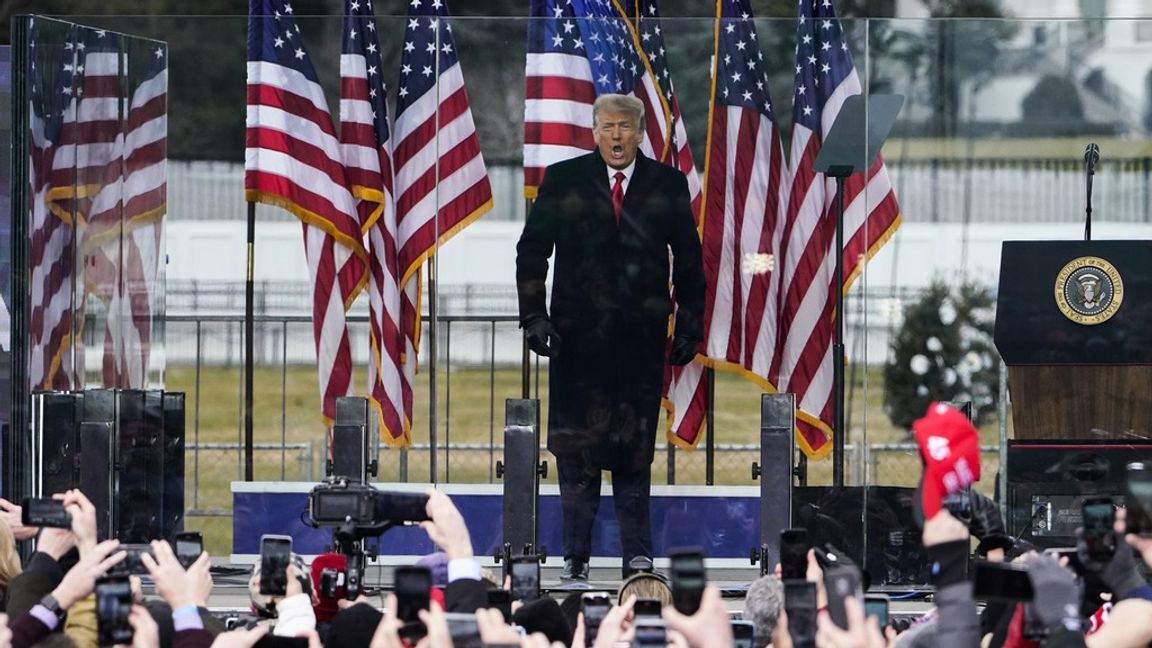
490, 322, 497, 483
245, 203, 255, 481
998, 358, 1009, 522
706, 368, 715, 485
832, 175, 847, 487
522, 196, 533, 400
445, 321, 451, 483
429, 262, 439, 484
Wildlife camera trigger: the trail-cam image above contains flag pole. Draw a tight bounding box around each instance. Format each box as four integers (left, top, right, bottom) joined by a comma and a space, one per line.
244, 201, 255, 481
832, 174, 847, 487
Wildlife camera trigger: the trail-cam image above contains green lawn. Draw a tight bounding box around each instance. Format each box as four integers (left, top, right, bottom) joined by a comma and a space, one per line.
166, 363, 1007, 554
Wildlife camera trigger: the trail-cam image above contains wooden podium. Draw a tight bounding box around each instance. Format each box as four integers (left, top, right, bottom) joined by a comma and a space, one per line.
994, 241, 1152, 440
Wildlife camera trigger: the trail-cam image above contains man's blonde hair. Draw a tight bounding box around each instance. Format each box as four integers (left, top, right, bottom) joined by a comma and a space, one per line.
592, 94, 645, 133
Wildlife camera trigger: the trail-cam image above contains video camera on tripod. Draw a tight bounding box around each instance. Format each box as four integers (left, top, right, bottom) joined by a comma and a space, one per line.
308, 478, 430, 530
307, 478, 431, 601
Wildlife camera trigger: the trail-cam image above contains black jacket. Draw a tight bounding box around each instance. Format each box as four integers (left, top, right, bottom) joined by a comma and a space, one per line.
516, 150, 704, 470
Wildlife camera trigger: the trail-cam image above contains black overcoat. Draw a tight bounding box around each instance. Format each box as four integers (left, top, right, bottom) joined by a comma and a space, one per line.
515, 150, 705, 471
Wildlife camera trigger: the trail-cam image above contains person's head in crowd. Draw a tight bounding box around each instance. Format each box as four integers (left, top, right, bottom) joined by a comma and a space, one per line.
617, 572, 672, 608
742, 574, 784, 648
512, 597, 574, 646
415, 551, 450, 588
0, 519, 22, 586
326, 602, 383, 648
558, 591, 583, 636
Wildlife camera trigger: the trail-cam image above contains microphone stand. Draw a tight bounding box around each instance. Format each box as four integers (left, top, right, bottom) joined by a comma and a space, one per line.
1084, 152, 1095, 241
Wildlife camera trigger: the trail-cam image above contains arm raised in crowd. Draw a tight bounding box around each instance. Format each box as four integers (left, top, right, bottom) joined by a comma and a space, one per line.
420, 489, 488, 614
923, 510, 980, 648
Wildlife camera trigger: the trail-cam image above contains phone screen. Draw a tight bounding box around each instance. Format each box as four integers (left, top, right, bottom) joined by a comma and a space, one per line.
582, 593, 610, 647
824, 567, 863, 631
864, 596, 889, 629
510, 557, 540, 602
119, 544, 156, 576
395, 566, 431, 639
259, 535, 293, 596
780, 529, 811, 580
175, 532, 204, 568
1126, 464, 1152, 536
96, 575, 134, 646
632, 621, 667, 648
732, 620, 755, 648
783, 580, 817, 648
634, 597, 662, 619
21, 497, 72, 528
1081, 498, 1114, 553
670, 548, 705, 615
444, 612, 484, 648
972, 561, 1034, 601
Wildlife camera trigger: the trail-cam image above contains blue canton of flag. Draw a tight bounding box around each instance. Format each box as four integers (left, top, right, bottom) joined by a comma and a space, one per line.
342, 0, 390, 146
792, 0, 854, 130
248, 1, 321, 85
397, 0, 461, 114
716, 3, 774, 119
630, 0, 675, 101
541, 0, 645, 95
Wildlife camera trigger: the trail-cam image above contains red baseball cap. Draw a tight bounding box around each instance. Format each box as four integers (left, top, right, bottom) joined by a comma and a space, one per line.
914, 402, 981, 517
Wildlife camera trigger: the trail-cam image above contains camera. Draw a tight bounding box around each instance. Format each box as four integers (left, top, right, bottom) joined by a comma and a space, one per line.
941, 489, 973, 525
308, 479, 430, 527
319, 567, 342, 599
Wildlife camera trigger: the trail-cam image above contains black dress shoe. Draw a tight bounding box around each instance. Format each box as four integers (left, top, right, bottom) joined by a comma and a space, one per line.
623, 555, 655, 579
561, 558, 589, 581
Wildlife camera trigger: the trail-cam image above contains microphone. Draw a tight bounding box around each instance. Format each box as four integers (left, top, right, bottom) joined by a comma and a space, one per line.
1084, 143, 1099, 241
1084, 142, 1100, 174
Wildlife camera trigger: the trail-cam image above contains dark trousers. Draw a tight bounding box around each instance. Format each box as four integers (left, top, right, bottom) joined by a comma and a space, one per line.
555, 455, 653, 573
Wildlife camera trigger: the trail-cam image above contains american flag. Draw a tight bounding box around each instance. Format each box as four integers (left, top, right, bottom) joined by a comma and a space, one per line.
339, 0, 417, 447
775, 0, 901, 457
28, 22, 84, 390
523, 0, 689, 199
246, 0, 368, 421
393, 0, 492, 291
686, 0, 791, 446
35, 26, 141, 390
101, 39, 168, 389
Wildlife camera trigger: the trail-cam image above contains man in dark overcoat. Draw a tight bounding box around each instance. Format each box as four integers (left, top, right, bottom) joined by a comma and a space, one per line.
515, 93, 705, 581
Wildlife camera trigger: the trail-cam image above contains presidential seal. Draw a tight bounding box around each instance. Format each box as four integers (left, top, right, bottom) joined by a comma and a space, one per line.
1054, 256, 1124, 325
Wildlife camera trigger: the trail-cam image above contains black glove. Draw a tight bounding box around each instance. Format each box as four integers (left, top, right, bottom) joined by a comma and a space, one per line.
1024, 553, 1082, 632
523, 316, 562, 358
668, 336, 698, 366
1079, 528, 1144, 599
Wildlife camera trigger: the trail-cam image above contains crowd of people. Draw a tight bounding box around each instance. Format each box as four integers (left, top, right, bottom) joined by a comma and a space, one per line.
0, 403, 1149, 648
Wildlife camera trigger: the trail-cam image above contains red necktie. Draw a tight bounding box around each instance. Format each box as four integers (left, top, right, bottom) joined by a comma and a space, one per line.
611, 171, 625, 224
